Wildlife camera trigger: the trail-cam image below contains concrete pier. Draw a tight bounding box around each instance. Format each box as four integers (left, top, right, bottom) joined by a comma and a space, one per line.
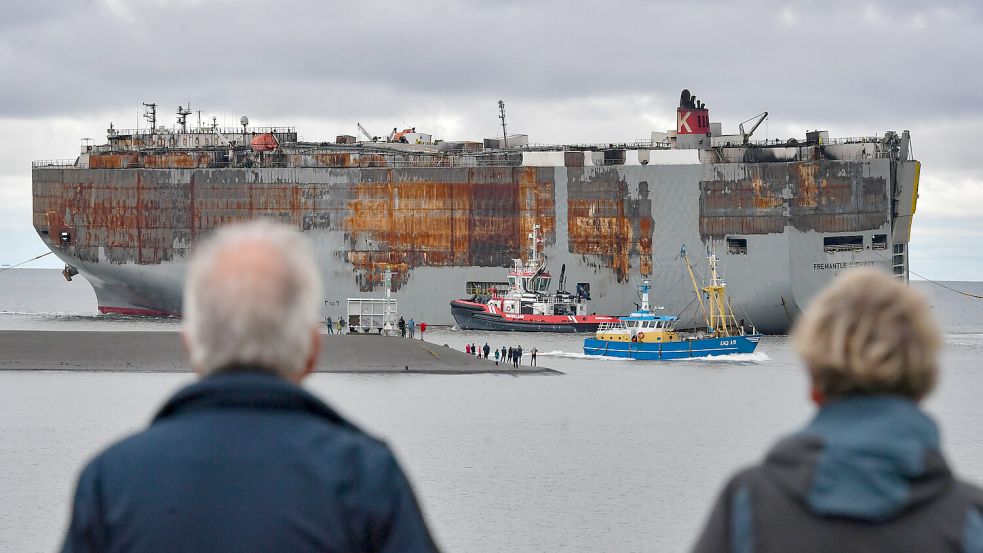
0, 331, 560, 375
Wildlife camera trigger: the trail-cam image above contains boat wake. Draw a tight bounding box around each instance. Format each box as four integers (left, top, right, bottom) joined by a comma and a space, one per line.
539, 350, 627, 361
672, 351, 771, 363
540, 350, 771, 363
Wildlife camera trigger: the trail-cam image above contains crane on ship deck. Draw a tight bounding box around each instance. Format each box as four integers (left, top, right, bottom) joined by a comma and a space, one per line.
739, 112, 768, 145
357, 123, 380, 142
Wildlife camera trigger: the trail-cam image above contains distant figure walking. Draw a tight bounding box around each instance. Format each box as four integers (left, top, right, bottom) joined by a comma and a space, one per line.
691, 268, 983, 553
530, 347, 537, 366
465, 343, 471, 355
336, 316, 345, 334
398, 316, 406, 338
494, 348, 500, 366
501, 346, 507, 362
507, 347, 514, 366
471, 342, 477, 356
408, 318, 416, 339
325, 315, 334, 334
58, 221, 438, 553
420, 322, 426, 340
482, 343, 490, 359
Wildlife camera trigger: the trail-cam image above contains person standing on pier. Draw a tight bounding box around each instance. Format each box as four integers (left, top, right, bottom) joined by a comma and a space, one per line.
337, 314, 345, 334
398, 316, 406, 338
514, 345, 523, 368
408, 318, 415, 339
530, 347, 537, 366
494, 348, 500, 366
325, 315, 333, 334
59, 221, 438, 553
482, 343, 490, 359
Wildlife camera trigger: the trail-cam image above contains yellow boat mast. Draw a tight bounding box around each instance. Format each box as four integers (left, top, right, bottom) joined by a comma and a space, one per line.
682, 246, 742, 337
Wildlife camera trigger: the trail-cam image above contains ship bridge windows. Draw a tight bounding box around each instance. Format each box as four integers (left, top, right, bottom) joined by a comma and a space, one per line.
873, 234, 888, 250
824, 235, 863, 253
727, 238, 748, 255
553, 304, 577, 316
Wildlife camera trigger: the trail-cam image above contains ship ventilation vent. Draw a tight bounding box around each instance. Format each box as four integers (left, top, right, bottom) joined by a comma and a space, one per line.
823, 235, 863, 253
727, 238, 748, 255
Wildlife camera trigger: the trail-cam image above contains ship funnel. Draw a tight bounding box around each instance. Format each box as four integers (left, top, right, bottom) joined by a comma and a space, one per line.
675, 88, 710, 150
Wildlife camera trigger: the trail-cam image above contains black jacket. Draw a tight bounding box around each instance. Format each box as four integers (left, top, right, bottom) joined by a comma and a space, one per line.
692, 395, 983, 553
61, 370, 439, 553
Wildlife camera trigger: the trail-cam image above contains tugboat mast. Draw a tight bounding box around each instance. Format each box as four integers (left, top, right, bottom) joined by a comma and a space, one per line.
528, 224, 540, 265
639, 279, 651, 312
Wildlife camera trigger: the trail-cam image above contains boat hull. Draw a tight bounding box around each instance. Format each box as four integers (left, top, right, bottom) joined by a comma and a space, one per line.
451, 300, 608, 332
583, 335, 761, 359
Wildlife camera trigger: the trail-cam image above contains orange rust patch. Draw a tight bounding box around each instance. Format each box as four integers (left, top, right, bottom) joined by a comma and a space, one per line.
88, 154, 139, 169
567, 170, 652, 280
342, 167, 556, 291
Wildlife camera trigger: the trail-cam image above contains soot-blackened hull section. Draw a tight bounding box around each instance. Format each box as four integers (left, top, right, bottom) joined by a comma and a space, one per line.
699, 161, 889, 238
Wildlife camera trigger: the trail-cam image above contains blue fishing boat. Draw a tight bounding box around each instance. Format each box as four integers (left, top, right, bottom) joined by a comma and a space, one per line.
583, 249, 762, 360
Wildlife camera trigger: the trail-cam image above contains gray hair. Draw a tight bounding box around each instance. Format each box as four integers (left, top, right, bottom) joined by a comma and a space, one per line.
791, 268, 940, 401
183, 220, 322, 377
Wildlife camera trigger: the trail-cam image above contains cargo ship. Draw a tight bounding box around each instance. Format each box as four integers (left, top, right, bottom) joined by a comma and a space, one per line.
32, 90, 920, 333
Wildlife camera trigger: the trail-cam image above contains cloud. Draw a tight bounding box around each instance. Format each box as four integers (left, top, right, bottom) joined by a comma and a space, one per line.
2, 0, 982, 123
1, 0, 982, 279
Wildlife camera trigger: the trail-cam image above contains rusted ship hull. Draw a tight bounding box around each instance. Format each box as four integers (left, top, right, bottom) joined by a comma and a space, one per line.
32, 152, 918, 333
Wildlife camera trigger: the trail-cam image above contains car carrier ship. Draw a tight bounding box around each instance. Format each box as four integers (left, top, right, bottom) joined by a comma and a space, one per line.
31, 90, 920, 333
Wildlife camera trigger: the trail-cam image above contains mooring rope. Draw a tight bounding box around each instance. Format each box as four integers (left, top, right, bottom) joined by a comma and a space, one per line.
0, 251, 52, 272
868, 249, 983, 299
909, 268, 983, 299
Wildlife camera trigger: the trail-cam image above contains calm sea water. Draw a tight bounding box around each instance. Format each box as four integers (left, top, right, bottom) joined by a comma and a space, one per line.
2, 269, 982, 553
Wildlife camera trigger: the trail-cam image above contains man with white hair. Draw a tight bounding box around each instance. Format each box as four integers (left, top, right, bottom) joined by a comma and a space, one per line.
60, 220, 439, 553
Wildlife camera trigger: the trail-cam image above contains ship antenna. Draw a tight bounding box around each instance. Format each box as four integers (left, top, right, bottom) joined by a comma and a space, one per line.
142, 102, 157, 134
176, 104, 192, 133
498, 100, 508, 149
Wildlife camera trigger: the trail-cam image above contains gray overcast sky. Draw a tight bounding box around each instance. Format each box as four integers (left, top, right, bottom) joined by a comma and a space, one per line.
2, 0, 981, 279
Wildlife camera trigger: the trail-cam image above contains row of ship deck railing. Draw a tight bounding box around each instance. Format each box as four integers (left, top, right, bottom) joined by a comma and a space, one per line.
108, 127, 297, 136
32, 134, 900, 170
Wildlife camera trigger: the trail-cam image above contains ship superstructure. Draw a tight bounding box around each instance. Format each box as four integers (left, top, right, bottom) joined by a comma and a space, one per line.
32, 90, 920, 332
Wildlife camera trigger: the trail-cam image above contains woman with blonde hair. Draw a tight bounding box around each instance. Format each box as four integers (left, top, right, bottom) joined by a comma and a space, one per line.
692, 268, 983, 553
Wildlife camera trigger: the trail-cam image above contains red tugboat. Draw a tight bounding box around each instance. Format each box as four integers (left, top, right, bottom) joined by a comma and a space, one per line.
450, 225, 620, 332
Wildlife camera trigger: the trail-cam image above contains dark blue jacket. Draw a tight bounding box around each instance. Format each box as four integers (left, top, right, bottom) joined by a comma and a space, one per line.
61, 370, 439, 553
692, 395, 983, 553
